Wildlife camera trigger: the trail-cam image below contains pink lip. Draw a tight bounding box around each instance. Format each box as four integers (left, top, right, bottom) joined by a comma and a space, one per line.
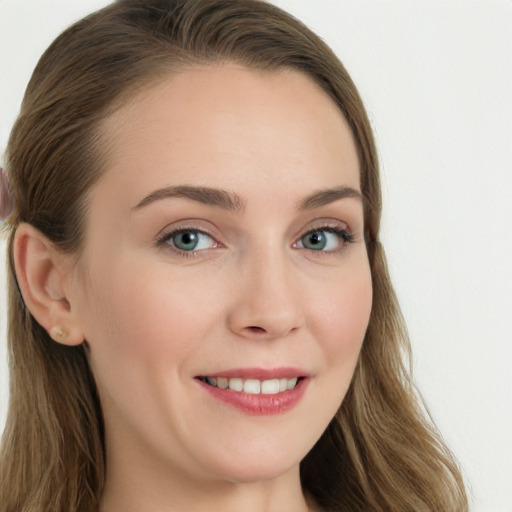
195, 367, 310, 416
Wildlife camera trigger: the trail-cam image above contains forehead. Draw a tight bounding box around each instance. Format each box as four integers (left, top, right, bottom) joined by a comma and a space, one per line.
94, 65, 360, 209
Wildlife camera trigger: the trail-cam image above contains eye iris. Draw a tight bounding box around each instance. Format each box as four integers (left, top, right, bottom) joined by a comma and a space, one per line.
173, 231, 198, 250
303, 231, 327, 250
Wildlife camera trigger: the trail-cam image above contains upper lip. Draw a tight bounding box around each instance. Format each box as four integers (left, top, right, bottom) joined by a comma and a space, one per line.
196, 367, 311, 380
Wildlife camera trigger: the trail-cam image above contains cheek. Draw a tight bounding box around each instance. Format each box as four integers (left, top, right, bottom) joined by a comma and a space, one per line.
79, 263, 223, 442
307, 260, 372, 396
79, 259, 221, 391
289, 258, 372, 441
312, 264, 372, 356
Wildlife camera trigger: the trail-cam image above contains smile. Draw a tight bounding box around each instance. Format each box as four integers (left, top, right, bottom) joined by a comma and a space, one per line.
197, 376, 300, 394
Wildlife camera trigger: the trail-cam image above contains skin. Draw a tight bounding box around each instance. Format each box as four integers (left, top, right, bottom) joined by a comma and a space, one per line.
42, 66, 372, 511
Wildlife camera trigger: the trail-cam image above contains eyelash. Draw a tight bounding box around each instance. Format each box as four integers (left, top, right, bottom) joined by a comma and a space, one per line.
156, 225, 355, 258
294, 227, 355, 253
156, 227, 219, 258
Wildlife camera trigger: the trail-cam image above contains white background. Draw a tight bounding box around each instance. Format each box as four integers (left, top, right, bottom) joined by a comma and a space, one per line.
1, 1, 511, 510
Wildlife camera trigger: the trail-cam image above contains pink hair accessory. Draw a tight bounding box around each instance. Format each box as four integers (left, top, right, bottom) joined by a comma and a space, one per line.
0, 167, 15, 220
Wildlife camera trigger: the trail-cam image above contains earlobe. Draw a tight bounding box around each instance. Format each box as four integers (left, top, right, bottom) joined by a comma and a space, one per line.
13, 223, 84, 346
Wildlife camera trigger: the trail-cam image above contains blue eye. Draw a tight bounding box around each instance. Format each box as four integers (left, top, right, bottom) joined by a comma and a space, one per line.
298, 228, 352, 251
166, 230, 216, 251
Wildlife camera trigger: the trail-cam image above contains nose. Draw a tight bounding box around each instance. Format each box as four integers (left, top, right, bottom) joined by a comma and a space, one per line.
226, 248, 303, 340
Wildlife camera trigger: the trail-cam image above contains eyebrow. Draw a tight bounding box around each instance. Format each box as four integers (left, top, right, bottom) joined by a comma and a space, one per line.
132, 184, 363, 213
298, 186, 364, 210
133, 185, 245, 213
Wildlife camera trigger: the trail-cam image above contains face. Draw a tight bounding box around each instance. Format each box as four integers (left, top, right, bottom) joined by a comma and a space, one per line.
71, 65, 372, 489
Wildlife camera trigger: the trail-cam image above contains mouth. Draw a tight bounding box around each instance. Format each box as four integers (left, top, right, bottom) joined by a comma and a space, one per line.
195, 369, 310, 415
196, 376, 304, 395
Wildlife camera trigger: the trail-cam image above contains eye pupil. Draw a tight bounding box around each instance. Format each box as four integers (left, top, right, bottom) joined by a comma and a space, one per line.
174, 231, 198, 250
303, 231, 326, 250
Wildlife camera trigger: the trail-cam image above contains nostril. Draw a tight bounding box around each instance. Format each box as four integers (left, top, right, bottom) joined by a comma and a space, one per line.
247, 326, 266, 333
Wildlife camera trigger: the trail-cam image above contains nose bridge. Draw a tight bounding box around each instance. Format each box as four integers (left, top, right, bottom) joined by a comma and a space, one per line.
227, 241, 302, 339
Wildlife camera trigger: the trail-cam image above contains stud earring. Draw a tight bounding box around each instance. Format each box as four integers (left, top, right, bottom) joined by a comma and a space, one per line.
50, 326, 68, 340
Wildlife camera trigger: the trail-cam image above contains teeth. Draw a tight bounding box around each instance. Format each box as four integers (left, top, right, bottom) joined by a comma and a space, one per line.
202, 376, 301, 394
261, 379, 279, 394
287, 377, 297, 389
243, 379, 260, 394
217, 377, 228, 389
228, 378, 243, 392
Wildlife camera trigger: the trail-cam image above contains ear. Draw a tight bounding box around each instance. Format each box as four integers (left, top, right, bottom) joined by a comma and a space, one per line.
13, 222, 84, 346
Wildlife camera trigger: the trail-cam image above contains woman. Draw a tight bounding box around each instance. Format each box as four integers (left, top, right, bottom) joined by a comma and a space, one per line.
0, 0, 468, 510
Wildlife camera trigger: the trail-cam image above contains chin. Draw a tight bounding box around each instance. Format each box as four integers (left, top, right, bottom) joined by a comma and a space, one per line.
218, 462, 299, 485
198, 442, 305, 485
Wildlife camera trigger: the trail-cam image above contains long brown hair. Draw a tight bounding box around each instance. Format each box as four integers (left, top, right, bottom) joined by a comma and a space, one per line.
0, 1, 468, 510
